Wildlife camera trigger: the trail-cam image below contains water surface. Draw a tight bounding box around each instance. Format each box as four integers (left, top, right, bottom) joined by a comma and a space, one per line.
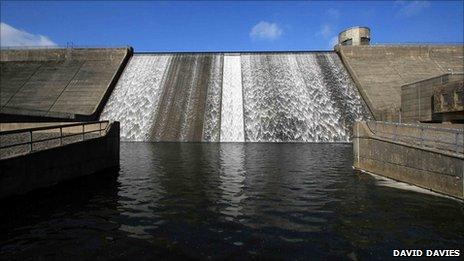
1, 143, 463, 259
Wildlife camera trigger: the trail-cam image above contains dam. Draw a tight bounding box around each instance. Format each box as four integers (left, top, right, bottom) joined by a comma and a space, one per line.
100, 52, 370, 142
1, 30, 463, 259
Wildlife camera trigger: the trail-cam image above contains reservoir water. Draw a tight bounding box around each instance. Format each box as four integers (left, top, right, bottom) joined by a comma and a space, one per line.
1, 143, 462, 259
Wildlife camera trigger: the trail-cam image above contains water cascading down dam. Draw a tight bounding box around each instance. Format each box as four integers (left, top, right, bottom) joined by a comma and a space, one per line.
100, 52, 371, 142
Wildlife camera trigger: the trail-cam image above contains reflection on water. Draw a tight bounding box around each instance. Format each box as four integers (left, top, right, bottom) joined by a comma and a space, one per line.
219, 144, 246, 220
1, 143, 463, 259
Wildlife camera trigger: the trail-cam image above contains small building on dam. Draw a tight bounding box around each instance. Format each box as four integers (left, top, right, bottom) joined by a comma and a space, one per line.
0, 27, 463, 199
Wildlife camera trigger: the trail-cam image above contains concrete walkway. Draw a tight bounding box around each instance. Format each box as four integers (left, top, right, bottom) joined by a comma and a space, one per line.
353, 121, 464, 199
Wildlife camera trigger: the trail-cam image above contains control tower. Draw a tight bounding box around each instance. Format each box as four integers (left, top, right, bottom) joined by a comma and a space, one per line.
338, 26, 371, 46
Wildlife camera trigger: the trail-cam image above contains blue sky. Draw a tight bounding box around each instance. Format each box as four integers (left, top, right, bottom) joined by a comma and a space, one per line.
1, 1, 463, 51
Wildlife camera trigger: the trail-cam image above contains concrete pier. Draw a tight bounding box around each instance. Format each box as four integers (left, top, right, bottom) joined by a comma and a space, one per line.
0, 121, 120, 199
353, 121, 463, 199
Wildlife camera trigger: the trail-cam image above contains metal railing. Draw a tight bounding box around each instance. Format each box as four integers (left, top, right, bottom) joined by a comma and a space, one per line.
366, 121, 464, 154
0, 121, 110, 158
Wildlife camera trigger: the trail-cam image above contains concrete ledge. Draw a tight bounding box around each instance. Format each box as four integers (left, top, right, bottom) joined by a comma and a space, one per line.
0, 122, 120, 199
353, 121, 463, 199
1, 48, 130, 62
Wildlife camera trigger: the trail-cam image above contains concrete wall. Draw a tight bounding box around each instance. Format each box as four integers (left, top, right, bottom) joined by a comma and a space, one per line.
401, 74, 464, 122
0, 48, 133, 121
353, 121, 463, 199
0, 122, 119, 199
337, 45, 464, 121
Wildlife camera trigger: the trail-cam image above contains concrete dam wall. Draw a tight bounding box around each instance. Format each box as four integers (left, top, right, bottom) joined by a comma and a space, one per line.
100, 52, 371, 142
337, 45, 464, 120
0, 48, 132, 121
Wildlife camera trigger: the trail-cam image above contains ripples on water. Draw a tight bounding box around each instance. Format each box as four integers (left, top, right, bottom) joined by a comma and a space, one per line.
1, 143, 463, 259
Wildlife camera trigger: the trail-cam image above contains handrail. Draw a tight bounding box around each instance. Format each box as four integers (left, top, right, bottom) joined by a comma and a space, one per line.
0, 121, 108, 135
365, 121, 463, 154
401, 73, 464, 88
371, 121, 463, 133
0, 121, 110, 157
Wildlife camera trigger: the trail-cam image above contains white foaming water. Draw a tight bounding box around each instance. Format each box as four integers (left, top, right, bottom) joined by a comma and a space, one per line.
202, 55, 223, 142
99, 55, 171, 141
179, 56, 200, 142
220, 55, 245, 142
241, 53, 359, 142
321, 53, 371, 135
325, 53, 367, 121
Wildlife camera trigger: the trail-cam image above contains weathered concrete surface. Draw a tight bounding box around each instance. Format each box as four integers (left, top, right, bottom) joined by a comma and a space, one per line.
434, 80, 464, 113
401, 73, 464, 122
433, 79, 464, 123
0, 48, 132, 121
353, 121, 464, 199
337, 45, 464, 121
0, 122, 119, 199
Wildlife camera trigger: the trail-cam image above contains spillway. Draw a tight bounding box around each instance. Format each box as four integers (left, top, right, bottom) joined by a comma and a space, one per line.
221, 55, 245, 142
101, 52, 371, 142
202, 55, 224, 142
150, 54, 221, 142
100, 55, 171, 141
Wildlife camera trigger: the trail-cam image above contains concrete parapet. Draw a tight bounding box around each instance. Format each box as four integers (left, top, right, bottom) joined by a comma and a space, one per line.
0, 47, 133, 121
353, 121, 463, 199
336, 45, 464, 121
0, 48, 130, 62
0, 121, 119, 199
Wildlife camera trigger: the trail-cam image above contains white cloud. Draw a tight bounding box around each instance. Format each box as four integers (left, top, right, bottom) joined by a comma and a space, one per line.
395, 0, 430, 17
0, 22, 56, 47
326, 8, 340, 19
249, 21, 282, 41
316, 24, 332, 39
